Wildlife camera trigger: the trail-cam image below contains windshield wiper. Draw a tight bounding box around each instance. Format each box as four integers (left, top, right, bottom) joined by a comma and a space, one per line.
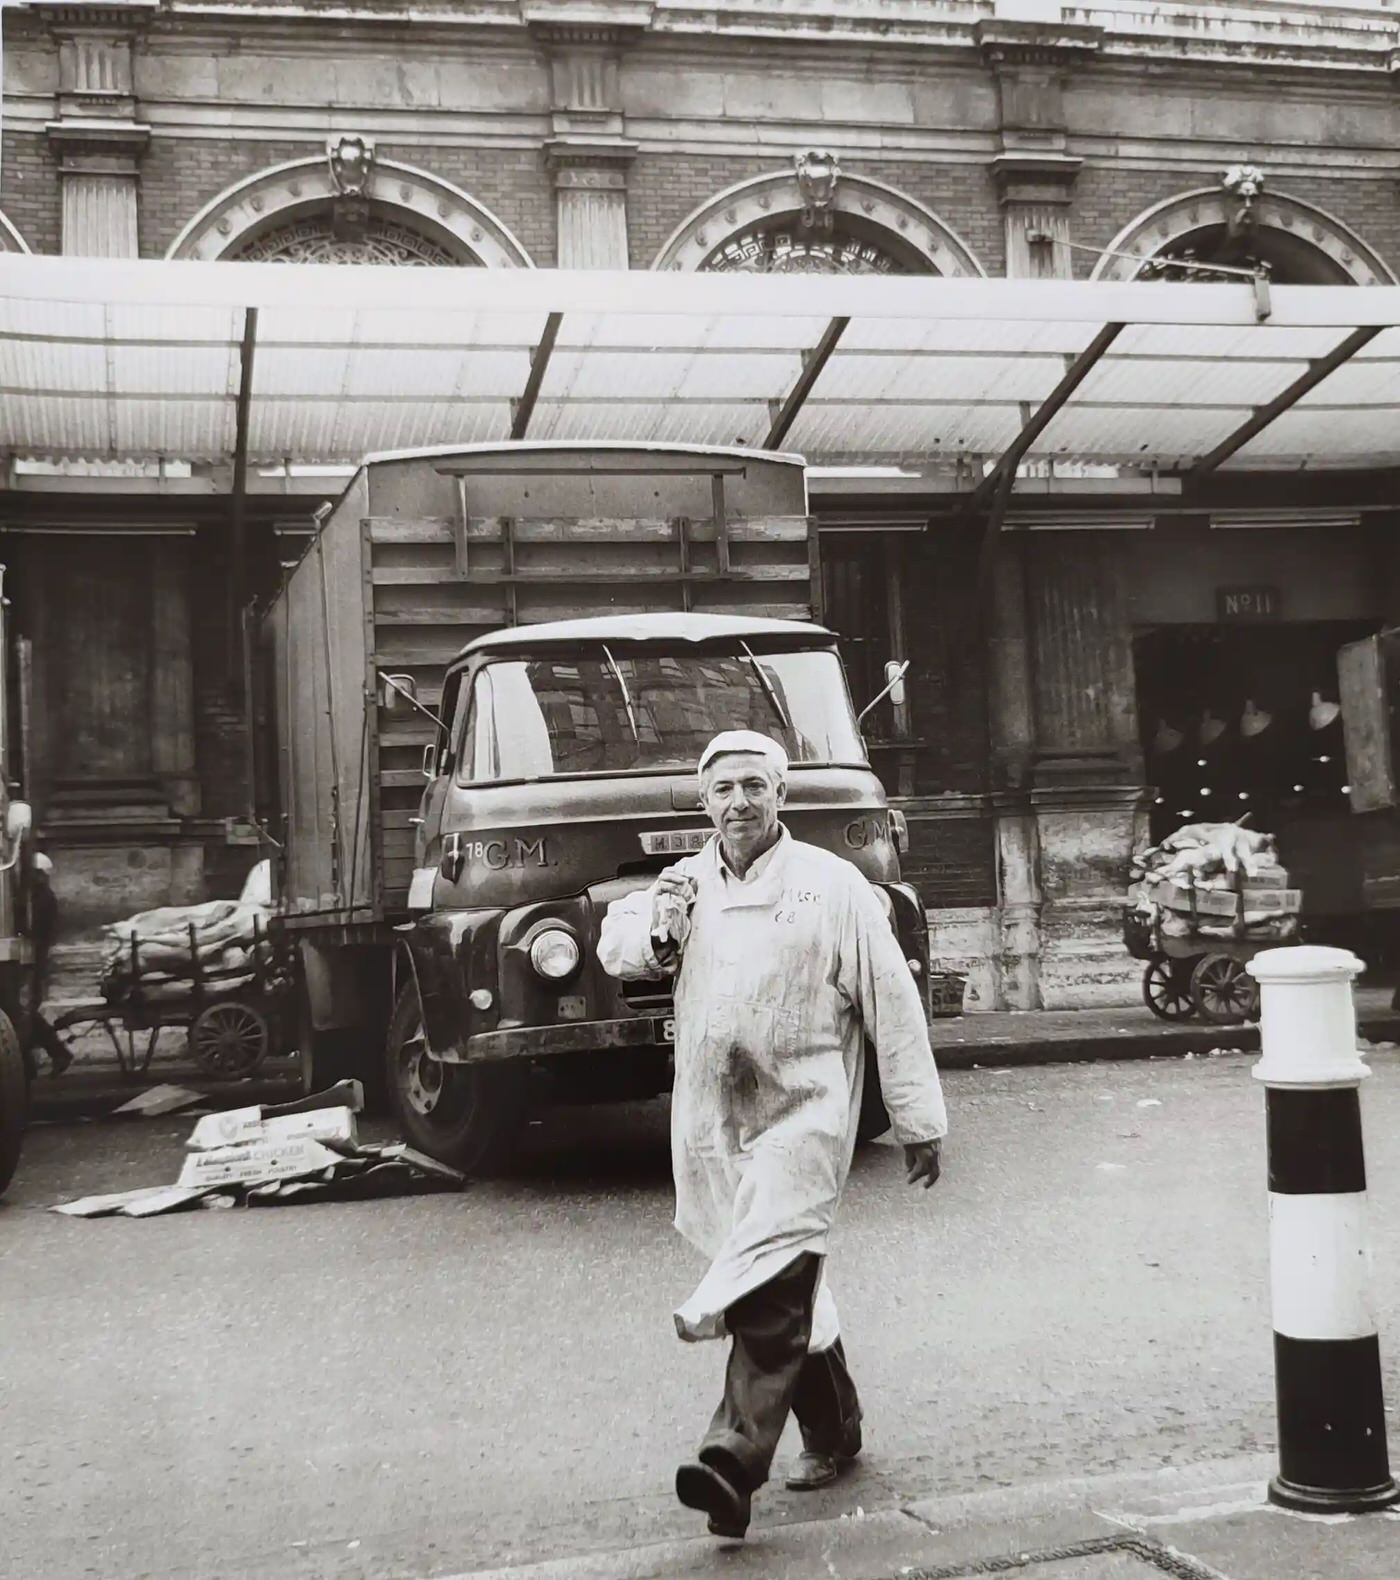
601, 643, 641, 745
740, 641, 791, 734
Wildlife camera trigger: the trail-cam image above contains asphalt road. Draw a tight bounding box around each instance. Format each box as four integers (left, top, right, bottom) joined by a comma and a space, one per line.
3, 1051, 1399, 1580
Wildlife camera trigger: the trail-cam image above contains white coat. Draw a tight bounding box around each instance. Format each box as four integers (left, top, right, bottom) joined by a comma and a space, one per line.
597, 826, 948, 1350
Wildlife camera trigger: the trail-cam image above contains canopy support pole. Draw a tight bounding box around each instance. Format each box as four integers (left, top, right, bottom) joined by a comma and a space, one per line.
1186, 324, 1382, 482
961, 321, 1125, 523
766, 316, 849, 449
228, 306, 258, 689
510, 312, 563, 440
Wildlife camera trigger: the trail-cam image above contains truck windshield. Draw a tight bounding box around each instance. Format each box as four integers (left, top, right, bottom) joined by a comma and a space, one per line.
462, 647, 865, 781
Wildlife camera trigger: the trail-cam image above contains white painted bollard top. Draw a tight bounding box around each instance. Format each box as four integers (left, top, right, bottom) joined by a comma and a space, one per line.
1248, 945, 1368, 1090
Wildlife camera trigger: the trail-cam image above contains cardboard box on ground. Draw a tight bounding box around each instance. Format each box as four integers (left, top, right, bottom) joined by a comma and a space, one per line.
54, 1080, 465, 1218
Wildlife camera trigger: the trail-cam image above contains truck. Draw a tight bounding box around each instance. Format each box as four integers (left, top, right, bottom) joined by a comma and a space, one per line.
258, 442, 928, 1172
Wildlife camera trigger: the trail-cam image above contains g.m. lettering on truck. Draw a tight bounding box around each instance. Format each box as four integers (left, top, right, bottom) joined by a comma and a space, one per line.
258, 442, 928, 1175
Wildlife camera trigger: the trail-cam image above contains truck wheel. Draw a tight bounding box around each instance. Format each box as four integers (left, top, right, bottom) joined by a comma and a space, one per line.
385, 987, 528, 1175
0, 1008, 28, 1198
297, 993, 388, 1114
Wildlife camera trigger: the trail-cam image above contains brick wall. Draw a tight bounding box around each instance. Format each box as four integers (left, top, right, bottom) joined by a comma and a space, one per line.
416, 145, 556, 267
1, 130, 60, 254
138, 136, 318, 258
1267, 172, 1400, 280
900, 810, 997, 910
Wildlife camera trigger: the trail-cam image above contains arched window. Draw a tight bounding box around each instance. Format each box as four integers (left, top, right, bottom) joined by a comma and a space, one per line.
232, 217, 463, 267
1093, 170, 1392, 286
166, 139, 533, 268
652, 155, 985, 277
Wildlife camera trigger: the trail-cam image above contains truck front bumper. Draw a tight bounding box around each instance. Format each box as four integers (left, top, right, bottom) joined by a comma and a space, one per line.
441, 1013, 674, 1065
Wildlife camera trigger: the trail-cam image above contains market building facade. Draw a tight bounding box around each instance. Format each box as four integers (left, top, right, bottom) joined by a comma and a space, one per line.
4, 0, 1400, 1007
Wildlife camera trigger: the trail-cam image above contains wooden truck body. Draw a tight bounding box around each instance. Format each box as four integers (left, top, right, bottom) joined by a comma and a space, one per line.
258, 442, 927, 1170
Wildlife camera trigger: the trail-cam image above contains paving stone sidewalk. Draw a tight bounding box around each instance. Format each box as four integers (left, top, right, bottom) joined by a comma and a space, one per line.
448, 1455, 1400, 1580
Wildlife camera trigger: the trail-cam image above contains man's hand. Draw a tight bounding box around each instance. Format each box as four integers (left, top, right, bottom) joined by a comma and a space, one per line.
651, 868, 697, 936
904, 1140, 942, 1190
654, 872, 701, 954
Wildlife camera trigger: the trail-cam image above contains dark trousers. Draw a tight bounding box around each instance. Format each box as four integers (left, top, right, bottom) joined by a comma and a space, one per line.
699, 1252, 862, 1490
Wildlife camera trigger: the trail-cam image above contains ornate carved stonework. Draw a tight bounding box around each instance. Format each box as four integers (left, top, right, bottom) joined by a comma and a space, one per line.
656, 168, 983, 275
1222, 163, 1265, 223
232, 219, 468, 267
544, 142, 635, 188
976, 19, 1103, 135
553, 166, 629, 192
528, 9, 649, 268
702, 224, 907, 276
977, 21, 1098, 278
327, 135, 375, 198
544, 140, 636, 267
42, 4, 151, 255
793, 151, 840, 233
1096, 185, 1390, 285
168, 155, 530, 266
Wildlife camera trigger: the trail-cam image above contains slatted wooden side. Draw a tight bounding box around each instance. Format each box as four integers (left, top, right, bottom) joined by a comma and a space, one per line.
368, 513, 815, 909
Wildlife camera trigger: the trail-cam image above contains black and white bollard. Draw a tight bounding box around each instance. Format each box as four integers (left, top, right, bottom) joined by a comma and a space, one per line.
1248, 945, 1399, 1513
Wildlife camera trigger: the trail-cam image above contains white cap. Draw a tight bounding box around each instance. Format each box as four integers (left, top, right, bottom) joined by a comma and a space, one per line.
697, 730, 788, 779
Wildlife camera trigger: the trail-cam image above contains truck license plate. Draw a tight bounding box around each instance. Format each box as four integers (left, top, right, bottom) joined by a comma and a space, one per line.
656, 1016, 676, 1044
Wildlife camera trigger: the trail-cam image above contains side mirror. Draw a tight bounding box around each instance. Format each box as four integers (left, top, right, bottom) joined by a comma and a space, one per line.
5, 800, 32, 844
421, 745, 437, 779
381, 672, 419, 713
0, 799, 31, 872
884, 660, 907, 709
856, 660, 912, 726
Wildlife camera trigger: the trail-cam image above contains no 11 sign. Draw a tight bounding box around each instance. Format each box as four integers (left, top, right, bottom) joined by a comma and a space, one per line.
1217, 585, 1281, 621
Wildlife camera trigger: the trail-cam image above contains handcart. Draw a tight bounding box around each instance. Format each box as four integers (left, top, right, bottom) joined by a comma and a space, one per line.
51, 913, 294, 1080
1124, 889, 1299, 1027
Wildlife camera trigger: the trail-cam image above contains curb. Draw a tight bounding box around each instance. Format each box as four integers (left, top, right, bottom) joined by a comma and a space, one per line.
440, 1454, 1275, 1580
25, 1063, 301, 1122
935, 1013, 1400, 1071
26, 1015, 1400, 1120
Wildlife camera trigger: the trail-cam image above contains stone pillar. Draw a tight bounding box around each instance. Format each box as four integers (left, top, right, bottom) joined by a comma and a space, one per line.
985, 536, 1041, 1009
529, 11, 643, 267
977, 19, 1101, 279
1024, 534, 1147, 1007
150, 540, 200, 818
546, 148, 635, 269
42, 6, 150, 257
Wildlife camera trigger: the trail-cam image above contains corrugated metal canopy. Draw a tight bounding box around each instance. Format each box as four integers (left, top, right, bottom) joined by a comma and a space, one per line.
5, 256, 1400, 476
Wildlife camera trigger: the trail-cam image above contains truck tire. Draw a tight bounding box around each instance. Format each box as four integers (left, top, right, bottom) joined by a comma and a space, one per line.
385, 986, 528, 1176
0, 1008, 28, 1198
297, 993, 389, 1115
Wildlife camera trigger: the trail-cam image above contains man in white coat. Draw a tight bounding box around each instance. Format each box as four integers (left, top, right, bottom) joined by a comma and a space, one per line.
598, 730, 947, 1540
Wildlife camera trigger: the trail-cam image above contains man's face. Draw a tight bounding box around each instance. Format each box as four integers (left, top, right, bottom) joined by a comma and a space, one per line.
700, 753, 785, 862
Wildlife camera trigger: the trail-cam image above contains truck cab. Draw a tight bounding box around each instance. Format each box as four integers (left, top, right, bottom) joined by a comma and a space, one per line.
391, 611, 927, 1171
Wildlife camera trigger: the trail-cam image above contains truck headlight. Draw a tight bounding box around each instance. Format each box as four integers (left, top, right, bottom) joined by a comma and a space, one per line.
529, 928, 581, 981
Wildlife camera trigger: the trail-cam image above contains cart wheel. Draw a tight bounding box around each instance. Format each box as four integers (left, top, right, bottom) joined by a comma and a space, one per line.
1142, 956, 1196, 1022
1189, 954, 1261, 1026
189, 1002, 270, 1079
